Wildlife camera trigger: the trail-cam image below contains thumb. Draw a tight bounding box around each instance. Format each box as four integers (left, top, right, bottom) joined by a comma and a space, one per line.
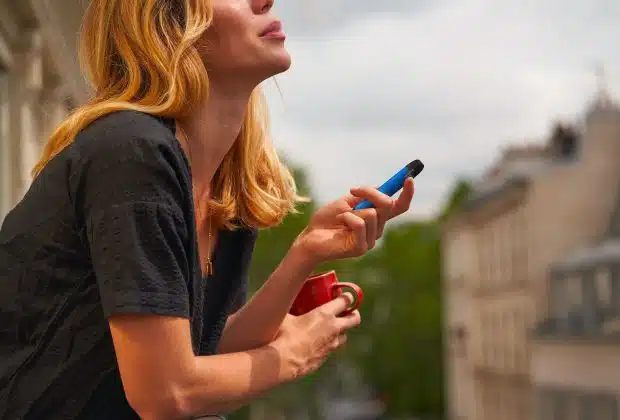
316, 293, 354, 316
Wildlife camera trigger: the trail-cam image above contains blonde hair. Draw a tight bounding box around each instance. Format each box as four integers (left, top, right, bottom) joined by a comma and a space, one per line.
32, 0, 305, 230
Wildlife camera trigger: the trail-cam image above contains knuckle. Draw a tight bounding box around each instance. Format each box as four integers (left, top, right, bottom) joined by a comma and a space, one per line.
319, 307, 331, 318
329, 320, 341, 335
341, 293, 354, 306
343, 312, 360, 328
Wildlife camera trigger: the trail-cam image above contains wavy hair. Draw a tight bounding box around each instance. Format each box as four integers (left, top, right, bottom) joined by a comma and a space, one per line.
32, 0, 305, 229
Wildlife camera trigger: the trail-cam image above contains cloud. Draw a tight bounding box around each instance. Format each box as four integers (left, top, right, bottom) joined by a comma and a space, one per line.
265, 0, 620, 217
274, 0, 440, 38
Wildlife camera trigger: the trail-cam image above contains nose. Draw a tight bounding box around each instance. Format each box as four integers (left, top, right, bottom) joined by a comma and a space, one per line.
252, 0, 274, 14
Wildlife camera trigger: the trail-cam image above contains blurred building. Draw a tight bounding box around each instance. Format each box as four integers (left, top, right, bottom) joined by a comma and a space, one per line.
0, 0, 89, 221
443, 84, 620, 420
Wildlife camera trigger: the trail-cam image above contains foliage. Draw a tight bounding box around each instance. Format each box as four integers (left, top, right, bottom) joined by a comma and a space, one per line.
229, 167, 473, 419
437, 178, 473, 223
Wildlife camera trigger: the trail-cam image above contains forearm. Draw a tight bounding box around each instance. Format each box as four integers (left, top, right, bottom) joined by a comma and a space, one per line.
111, 316, 296, 420
217, 245, 315, 353
176, 344, 291, 418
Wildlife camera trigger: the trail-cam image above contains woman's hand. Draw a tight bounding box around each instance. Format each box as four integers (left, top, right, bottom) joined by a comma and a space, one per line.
272, 295, 361, 380
293, 178, 415, 266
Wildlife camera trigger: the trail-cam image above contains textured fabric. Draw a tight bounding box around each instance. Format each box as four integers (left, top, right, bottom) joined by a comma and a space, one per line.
0, 111, 257, 419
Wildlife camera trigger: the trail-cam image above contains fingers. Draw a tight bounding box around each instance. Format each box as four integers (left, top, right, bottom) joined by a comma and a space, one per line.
350, 186, 394, 239
391, 177, 415, 217
334, 309, 361, 332
338, 212, 368, 253
349, 186, 393, 210
317, 292, 355, 316
355, 208, 378, 248
342, 194, 365, 209
375, 204, 391, 239
331, 333, 348, 350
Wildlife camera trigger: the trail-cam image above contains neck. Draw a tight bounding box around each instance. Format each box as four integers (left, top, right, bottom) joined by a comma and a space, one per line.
176, 82, 253, 190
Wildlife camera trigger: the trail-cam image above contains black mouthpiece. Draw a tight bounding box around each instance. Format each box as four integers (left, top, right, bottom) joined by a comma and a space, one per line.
405, 159, 424, 178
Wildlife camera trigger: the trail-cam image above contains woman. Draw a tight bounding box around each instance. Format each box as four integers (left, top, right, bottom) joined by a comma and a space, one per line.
0, 0, 414, 419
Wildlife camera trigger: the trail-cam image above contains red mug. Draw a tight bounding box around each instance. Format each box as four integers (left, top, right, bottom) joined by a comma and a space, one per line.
289, 270, 364, 316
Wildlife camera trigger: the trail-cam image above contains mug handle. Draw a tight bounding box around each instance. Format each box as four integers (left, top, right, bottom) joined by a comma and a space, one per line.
331, 282, 364, 315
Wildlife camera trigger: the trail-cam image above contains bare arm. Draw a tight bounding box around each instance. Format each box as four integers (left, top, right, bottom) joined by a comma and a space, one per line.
77, 125, 363, 418
217, 245, 314, 354
109, 296, 360, 420
216, 184, 403, 354
109, 314, 293, 419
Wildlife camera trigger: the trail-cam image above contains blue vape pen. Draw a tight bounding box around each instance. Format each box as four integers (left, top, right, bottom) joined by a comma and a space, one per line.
353, 159, 424, 210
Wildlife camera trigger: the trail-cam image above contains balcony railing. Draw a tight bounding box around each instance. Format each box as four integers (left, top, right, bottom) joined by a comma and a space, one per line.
533, 309, 620, 343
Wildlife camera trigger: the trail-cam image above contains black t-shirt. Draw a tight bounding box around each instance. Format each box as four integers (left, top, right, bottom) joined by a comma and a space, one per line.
0, 110, 257, 419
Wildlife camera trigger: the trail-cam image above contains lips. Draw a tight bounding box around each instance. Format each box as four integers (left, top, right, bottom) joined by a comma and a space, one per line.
260, 20, 283, 37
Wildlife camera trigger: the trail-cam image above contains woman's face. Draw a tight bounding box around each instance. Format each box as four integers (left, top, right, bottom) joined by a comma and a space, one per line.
200, 0, 291, 86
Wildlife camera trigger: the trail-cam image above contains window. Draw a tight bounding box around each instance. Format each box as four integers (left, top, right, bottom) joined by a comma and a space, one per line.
611, 265, 620, 317
505, 214, 514, 286
550, 123, 579, 160
596, 268, 612, 310
497, 217, 506, 287
538, 389, 618, 420
476, 231, 485, 290
550, 390, 570, 420
550, 275, 567, 319
492, 222, 500, 288
579, 393, 619, 420
567, 276, 582, 309
581, 270, 600, 331
447, 233, 466, 288
592, 394, 619, 420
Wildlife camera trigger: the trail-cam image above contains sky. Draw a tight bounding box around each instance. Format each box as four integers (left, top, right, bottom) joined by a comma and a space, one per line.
261, 0, 620, 217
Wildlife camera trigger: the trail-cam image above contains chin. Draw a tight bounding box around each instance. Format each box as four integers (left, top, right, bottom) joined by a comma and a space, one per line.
242, 45, 291, 85
269, 50, 292, 75
253, 53, 291, 83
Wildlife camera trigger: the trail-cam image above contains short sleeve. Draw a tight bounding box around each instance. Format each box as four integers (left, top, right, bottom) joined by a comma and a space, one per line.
73, 112, 192, 318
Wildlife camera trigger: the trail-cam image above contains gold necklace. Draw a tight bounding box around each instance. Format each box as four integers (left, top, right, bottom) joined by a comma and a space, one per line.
204, 212, 214, 277
177, 123, 214, 277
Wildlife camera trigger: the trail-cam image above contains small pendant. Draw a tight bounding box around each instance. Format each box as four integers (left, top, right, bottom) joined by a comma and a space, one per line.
205, 259, 214, 276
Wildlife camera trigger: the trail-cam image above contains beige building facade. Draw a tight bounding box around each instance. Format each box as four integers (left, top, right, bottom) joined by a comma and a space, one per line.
0, 0, 88, 221
443, 88, 620, 420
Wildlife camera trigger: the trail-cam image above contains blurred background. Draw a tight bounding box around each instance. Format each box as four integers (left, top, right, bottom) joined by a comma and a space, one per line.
1, 0, 619, 419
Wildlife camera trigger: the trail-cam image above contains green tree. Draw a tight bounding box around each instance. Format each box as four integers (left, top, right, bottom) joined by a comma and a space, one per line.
229, 163, 322, 420
230, 169, 473, 419
337, 178, 473, 418
437, 178, 473, 223
246, 165, 316, 293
